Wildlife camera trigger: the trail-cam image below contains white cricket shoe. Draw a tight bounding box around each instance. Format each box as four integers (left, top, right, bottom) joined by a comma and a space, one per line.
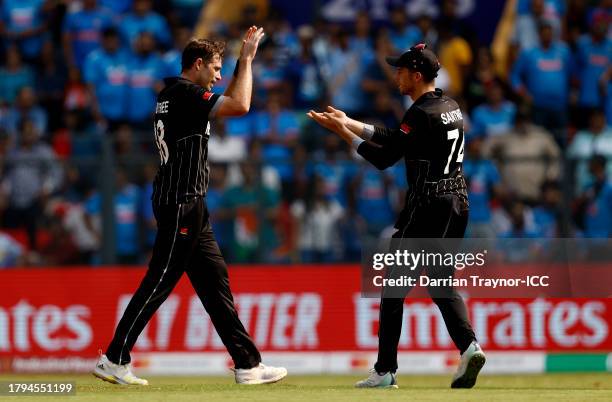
451, 341, 486, 388
355, 369, 399, 389
93, 354, 149, 386
234, 363, 288, 384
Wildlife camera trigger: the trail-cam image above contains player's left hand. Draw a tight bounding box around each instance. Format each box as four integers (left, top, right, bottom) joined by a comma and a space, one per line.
307, 106, 346, 132
323, 106, 348, 127
307, 110, 337, 132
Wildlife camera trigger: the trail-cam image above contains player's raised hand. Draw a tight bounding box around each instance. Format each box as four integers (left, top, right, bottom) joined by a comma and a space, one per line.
240, 26, 265, 61
307, 110, 337, 132
325, 106, 348, 126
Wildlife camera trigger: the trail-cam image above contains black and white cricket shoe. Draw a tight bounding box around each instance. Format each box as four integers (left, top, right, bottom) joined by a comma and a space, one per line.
451, 341, 486, 388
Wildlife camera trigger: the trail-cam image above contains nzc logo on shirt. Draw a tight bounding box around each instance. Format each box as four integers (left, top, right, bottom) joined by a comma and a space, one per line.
400, 123, 411, 134
202, 92, 214, 101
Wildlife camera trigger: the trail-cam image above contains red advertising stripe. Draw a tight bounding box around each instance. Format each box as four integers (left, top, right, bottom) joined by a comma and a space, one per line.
0, 266, 610, 358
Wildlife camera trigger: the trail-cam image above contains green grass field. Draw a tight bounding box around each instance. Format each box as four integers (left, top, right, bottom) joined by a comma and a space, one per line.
3, 373, 611, 401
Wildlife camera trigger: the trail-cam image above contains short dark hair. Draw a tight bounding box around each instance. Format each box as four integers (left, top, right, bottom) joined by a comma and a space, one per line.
181, 38, 225, 71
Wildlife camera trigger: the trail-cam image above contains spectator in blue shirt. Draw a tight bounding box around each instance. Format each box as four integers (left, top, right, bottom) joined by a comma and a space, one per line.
574, 15, 611, 127
254, 90, 299, 183
284, 25, 326, 110
464, 136, 502, 238
327, 29, 371, 117
206, 164, 232, 257
414, 14, 439, 50
62, 0, 114, 70
516, 0, 566, 17
532, 180, 561, 237
0, 45, 34, 105
350, 11, 374, 55
120, 0, 171, 50
125, 31, 164, 130
388, 5, 422, 53
85, 168, 140, 264
574, 155, 612, 238
511, 21, 572, 145
83, 27, 129, 130
498, 201, 541, 262
513, 0, 561, 50
252, 40, 286, 108
352, 162, 395, 236
265, 9, 299, 63
312, 135, 355, 207
99, 0, 133, 16
0, 0, 49, 63
362, 31, 405, 115
162, 26, 190, 78
470, 82, 516, 138
4, 86, 47, 139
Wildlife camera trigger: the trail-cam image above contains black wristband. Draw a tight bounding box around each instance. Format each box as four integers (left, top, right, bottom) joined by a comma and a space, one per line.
233, 59, 240, 77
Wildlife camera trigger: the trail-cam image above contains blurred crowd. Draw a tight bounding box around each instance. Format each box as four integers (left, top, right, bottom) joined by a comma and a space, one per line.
0, 0, 610, 267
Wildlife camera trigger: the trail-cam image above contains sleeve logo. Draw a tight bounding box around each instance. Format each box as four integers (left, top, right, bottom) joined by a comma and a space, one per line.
400, 123, 411, 134
202, 92, 214, 101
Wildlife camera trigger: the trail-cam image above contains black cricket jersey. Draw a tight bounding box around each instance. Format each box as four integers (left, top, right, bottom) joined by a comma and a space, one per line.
357, 88, 468, 229
151, 77, 222, 205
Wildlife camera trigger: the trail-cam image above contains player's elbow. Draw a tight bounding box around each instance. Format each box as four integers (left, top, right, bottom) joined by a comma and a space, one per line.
230, 99, 250, 116
218, 99, 250, 117
238, 102, 250, 115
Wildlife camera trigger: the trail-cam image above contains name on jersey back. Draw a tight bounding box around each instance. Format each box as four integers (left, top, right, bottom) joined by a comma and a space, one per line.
156, 101, 169, 114
441, 108, 463, 125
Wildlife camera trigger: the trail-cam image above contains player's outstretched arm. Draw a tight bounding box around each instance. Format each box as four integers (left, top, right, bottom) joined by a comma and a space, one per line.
316, 106, 374, 140
216, 26, 265, 117
307, 106, 400, 145
307, 109, 359, 143
307, 109, 402, 170
317, 106, 401, 145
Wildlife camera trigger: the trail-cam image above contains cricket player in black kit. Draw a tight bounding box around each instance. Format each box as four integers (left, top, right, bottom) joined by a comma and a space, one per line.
308, 44, 485, 389
93, 26, 288, 386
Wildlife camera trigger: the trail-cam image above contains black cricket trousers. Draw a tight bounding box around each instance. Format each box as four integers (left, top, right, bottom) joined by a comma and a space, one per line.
106, 197, 261, 368
374, 194, 477, 374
